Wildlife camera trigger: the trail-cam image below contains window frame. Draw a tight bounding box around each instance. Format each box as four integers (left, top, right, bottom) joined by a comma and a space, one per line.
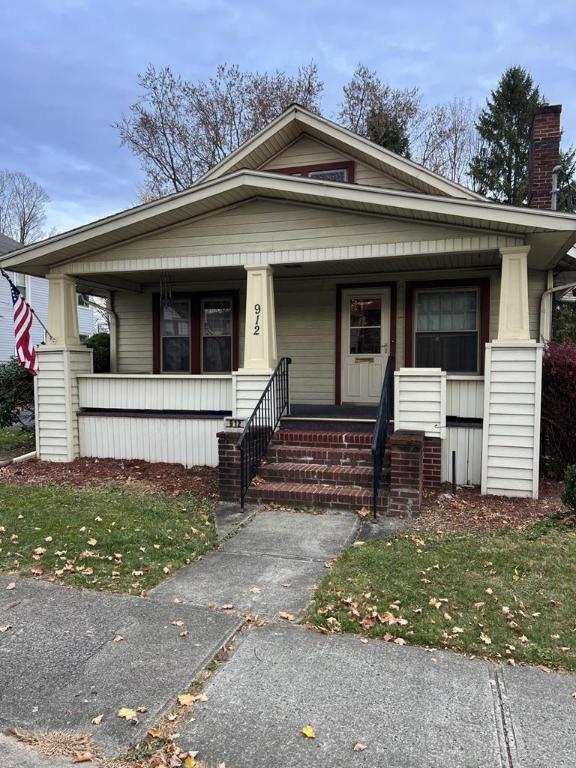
405, 278, 490, 376
153, 291, 239, 375
160, 298, 192, 374
200, 296, 234, 374
271, 160, 355, 184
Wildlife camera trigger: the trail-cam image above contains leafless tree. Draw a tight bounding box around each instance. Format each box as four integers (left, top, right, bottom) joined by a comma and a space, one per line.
413, 98, 478, 186
338, 64, 421, 154
116, 62, 324, 199
0, 170, 50, 244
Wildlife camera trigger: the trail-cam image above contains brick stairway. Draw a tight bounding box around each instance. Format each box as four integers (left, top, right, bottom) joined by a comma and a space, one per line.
245, 425, 389, 511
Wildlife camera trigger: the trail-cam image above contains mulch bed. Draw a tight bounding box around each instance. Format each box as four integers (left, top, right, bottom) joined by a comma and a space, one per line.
414, 478, 566, 533
0, 457, 218, 500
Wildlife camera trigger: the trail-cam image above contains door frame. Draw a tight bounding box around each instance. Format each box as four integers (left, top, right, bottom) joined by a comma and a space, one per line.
335, 282, 397, 405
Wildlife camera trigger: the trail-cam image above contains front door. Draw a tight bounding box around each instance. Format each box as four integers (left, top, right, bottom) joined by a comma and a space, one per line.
341, 288, 391, 404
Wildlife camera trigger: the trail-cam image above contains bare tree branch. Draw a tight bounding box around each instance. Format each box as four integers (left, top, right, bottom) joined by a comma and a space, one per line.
0, 170, 50, 244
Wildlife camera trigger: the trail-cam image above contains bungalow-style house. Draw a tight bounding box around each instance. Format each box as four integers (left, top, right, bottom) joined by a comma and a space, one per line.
0, 232, 95, 361
2, 103, 576, 514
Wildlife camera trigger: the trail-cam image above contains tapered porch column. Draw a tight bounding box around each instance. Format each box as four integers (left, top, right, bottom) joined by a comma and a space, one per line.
482, 245, 542, 498
232, 265, 278, 418
35, 274, 92, 461
497, 245, 531, 341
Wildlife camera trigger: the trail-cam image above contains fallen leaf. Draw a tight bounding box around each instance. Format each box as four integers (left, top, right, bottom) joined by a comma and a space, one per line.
5, 582, 16, 590
91, 714, 103, 725
33, 547, 46, 556
87, 538, 97, 547
249, 586, 261, 593
179, 631, 190, 638
147, 727, 162, 738
302, 725, 316, 739
171, 620, 184, 627
485, 588, 493, 595
31, 564, 43, 576
183, 756, 197, 768
480, 633, 492, 645
353, 742, 368, 752
0, 625, 12, 633
221, 604, 234, 610
278, 611, 296, 621
117, 707, 138, 721
393, 637, 407, 645
353, 541, 365, 547
113, 634, 125, 642
356, 507, 370, 518
73, 751, 94, 763
178, 693, 195, 706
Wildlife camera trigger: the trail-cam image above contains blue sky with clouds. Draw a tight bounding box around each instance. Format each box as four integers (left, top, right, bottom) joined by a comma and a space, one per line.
1, 0, 575, 233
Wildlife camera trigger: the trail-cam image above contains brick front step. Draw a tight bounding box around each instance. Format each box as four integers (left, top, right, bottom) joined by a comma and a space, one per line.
259, 461, 374, 488
266, 444, 374, 467
246, 479, 388, 510
272, 429, 373, 449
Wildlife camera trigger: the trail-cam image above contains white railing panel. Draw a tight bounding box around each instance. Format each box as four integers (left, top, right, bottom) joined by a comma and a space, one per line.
446, 376, 484, 419
78, 374, 233, 412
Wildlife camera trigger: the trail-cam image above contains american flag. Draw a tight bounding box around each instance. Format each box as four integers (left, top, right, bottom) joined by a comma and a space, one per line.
1, 270, 38, 376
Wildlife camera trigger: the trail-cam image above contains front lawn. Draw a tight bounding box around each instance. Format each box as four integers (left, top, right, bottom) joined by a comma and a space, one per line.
308, 524, 576, 670
0, 485, 216, 593
0, 427, 35, 460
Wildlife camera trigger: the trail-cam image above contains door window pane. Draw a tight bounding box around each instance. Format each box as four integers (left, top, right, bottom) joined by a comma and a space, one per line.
161, 301, 190, 373
202, 299, 232, 372
350, 327, 381, 354
349, 297, 381, 354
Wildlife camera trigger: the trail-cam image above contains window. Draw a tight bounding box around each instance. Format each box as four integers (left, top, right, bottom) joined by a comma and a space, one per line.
161, 301, 190, 373
201, 298, 232, 373
13, 273, 26, 299
349, 297, 382, 354
273, 161, 355, 184
308, 168, 349, 183
78, 293, 91, 307
414, 289, 479, 373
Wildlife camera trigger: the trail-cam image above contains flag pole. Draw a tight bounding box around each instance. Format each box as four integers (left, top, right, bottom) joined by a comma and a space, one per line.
1, 268, 56, 342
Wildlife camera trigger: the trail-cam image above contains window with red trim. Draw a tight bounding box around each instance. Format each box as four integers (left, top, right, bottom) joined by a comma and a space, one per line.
271, 160, 355, 184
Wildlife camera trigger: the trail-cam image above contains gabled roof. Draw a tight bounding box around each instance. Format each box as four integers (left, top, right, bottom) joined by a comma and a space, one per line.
0, 232, 21, 256
196, 103, 487, 201
2, 170, 576, 276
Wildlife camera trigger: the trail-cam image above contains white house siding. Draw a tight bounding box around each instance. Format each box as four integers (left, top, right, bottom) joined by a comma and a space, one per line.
481, 343, 542, 498
78, 415, 222, 467
393, 369, 446, 438
446, 377, 484, 419
260, 136, 414, 191
115, 291, 154, 373
0, 273, 94, 362
442, 426, 483, 486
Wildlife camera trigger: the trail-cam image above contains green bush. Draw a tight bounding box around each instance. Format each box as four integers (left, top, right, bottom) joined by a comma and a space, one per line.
561, 465, 576, 517
554, 304, 576, 344
85, 332, 110, 373
0, 358, 35, 429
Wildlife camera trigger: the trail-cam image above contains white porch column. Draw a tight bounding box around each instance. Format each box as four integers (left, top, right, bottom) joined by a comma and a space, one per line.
35, 274, 92, 462
497, 246, 531, 341
232, 265, 278, 418
481, 245, 542, 498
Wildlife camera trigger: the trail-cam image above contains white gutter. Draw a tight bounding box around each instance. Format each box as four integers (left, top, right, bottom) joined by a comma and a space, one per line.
539, 280, 576, 342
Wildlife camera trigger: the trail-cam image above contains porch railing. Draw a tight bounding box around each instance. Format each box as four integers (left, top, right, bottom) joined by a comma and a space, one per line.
237, 357, 292, 509
371, 357, 395, 518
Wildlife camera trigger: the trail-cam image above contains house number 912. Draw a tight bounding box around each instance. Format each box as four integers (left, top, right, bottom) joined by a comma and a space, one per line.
253, 303, 261, 335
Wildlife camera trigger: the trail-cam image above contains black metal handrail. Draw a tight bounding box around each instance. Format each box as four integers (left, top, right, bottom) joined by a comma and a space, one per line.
236, 357, 292, 508
371, 357, 395, 518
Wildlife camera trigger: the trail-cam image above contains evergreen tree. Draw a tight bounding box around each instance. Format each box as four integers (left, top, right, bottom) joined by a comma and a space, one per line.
470, 66, 540, 205
366, 107, 411, 157
557, 147, 576, 212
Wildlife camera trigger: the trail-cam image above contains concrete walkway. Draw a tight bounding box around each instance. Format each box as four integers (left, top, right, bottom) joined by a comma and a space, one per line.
178, 624, 576, 768
150, 509, 359, 617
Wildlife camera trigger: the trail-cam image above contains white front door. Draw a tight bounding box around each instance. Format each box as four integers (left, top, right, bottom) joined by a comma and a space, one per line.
341, 288, 391, 404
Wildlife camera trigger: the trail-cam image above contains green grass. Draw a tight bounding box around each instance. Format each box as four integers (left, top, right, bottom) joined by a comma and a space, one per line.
0, 427, 34, 453
308, 523, 576, 670
0, 485, 217, 593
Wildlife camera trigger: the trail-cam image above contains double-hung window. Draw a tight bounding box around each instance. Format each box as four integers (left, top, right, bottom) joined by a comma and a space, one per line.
414, 288, 479, 374
201, 298, 233, 373
161, 300, 191, 373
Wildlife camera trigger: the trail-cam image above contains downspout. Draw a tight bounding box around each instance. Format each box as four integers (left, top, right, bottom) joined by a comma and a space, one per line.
539, 279, 576, 342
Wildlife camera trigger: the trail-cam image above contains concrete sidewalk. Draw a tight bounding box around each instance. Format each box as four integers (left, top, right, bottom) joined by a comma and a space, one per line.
178, 624, 576, 768
150, 509, 359, 617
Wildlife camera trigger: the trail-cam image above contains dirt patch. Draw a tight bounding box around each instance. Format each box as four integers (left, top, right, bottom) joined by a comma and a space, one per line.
414, 479, 566, 533
0, 457, 218, 500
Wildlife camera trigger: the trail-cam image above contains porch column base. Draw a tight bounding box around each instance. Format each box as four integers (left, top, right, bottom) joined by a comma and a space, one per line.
387, 430, 424, 517
481, 341, 543, 499
217, 427, 243, 502
232, 368, 274, 419
35, 346, 93, 462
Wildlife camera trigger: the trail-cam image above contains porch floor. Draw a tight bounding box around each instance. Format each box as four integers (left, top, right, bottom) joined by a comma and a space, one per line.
286, 404, 378, 421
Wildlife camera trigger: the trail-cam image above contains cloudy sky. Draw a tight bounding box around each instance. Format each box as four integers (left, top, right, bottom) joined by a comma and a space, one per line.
1, 0, 575, 234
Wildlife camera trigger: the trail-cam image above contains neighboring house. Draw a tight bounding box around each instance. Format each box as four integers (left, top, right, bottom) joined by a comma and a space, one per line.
2, 103, 576, 513
0, 232, 95, 361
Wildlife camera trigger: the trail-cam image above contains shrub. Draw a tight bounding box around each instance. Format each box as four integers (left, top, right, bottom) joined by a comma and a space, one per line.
554, 304, 576, 343
85, 332, 110, 373
561, 465, 576, 516
541, 341, 576, 475
0, 358, 35, 429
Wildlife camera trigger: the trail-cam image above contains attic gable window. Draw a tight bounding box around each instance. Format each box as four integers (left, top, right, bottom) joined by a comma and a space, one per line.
272, 160, 355, 184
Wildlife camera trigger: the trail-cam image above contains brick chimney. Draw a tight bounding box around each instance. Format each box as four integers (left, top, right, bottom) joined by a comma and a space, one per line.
527, 104, 562, 209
